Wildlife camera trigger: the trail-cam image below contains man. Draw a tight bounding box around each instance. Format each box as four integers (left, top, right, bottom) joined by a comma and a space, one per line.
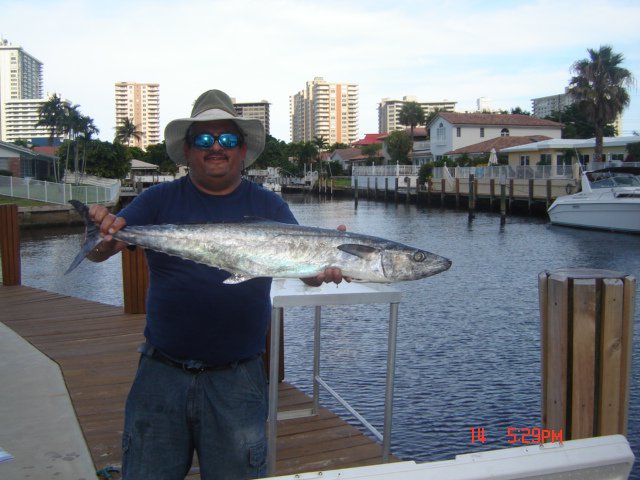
88, 89, 345, 479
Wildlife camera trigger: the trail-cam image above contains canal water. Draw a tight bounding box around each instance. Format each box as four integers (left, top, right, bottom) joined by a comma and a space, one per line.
19, 194, 640, 477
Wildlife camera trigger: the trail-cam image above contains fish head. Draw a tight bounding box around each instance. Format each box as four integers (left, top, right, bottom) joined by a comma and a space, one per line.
380, 245, 452, 281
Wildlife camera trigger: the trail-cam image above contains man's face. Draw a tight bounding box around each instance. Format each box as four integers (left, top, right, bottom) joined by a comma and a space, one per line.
183, 120, 248, 193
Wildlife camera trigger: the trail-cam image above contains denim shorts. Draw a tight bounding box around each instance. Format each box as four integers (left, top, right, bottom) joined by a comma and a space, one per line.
121, 353, 268, 479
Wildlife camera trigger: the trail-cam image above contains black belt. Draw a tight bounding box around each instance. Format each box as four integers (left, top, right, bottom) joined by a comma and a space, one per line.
145, 345, 257, 374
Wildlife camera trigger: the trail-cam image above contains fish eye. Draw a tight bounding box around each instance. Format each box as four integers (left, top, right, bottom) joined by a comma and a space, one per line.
413, 251, 426, 262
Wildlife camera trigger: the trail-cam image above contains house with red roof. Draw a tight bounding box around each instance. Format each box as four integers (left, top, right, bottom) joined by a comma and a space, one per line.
427, 112, 562, 160
446, 135, 552, 162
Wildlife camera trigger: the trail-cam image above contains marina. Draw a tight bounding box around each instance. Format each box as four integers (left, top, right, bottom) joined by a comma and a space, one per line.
1, 195, 640, 479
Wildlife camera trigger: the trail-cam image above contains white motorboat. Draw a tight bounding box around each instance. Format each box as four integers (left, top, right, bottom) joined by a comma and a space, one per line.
548, 166, 640, 233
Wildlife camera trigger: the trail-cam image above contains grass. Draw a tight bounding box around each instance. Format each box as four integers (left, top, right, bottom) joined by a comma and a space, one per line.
0, 195, 55, 207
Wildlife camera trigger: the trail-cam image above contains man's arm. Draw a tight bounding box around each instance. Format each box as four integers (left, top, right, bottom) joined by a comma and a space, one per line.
85, 204, 129, 262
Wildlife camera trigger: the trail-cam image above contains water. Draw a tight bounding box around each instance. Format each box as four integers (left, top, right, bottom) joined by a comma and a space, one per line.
19, 195, 640, 476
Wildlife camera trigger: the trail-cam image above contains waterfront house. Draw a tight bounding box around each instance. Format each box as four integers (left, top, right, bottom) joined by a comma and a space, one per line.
329, 147, 368, 170
427, 112, 563, 161
0, 140, 57, 180
446, 135, 552, 162
500, 136, 640, 169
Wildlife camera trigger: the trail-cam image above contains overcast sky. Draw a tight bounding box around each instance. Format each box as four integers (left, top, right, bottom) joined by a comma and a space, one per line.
2, 0, 639, 142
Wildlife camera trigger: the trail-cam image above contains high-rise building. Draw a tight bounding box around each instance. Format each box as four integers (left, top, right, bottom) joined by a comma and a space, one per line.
531, 90, 574, 119
378, 96, 457, 133
290, 77, 358, 144
2, 99, 57, 143
114, 82, 160, 149
233, 99, 270, 136
0, 38, 44, 141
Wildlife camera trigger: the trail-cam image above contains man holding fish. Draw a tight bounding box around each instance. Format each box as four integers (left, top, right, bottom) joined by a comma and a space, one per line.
86, 89, 346, 479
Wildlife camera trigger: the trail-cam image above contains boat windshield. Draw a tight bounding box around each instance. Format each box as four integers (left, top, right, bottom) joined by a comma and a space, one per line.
591, 175, 640, 189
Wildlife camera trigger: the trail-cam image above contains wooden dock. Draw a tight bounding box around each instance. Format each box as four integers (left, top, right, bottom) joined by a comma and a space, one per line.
0, 285, 390, 478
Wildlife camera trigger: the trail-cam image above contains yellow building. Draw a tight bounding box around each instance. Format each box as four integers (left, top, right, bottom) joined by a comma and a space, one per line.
114, 82, 160, 149
501, 136, 639, 168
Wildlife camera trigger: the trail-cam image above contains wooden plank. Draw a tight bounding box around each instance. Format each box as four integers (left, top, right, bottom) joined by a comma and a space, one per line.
571, 278, 596, 439
1, 284, 393, 477
619, 276, 636, 434
599, 278, 624, 435
0, 204, 21, 285
538, 272, 549, 430
544, 275, 569, 433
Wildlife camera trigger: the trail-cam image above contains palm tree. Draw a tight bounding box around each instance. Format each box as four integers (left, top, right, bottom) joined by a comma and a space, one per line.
37, 93, 67, 181
115, 118, 143, 147
568, 45, 635, 162
77, 116, 99, 177
313, 135, 328, 175
398, 101, 425, 149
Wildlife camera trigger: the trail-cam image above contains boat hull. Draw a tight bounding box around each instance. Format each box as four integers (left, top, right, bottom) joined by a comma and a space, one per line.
548, 197, 640, 233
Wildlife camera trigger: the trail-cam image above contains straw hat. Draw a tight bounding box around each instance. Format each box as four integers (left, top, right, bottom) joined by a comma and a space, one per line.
164, 89, 265, 167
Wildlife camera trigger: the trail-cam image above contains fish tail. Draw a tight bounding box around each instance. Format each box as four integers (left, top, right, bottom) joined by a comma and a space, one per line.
65, 200, 103, 274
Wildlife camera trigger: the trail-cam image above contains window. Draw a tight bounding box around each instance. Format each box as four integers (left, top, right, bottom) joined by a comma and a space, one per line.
436, 122, 446, 144
456, 127, 461, 137
501, 128, 510, 137
611, 153, 624, 161
480, 127, 485, 138
540, 154, 552, 165
520, 155, 530, 166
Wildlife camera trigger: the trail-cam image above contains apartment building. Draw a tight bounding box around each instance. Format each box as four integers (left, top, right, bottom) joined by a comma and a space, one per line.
378, 96, 457, 134
114, 82, 160, 149
1, 99, 57, 143
233, 99, 270, 136
290, 77, 359, 144
0, 38, 44, 141
532, 89, 623, 134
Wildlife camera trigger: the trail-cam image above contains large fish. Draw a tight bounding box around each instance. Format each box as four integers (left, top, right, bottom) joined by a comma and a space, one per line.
66, 200, 451, 283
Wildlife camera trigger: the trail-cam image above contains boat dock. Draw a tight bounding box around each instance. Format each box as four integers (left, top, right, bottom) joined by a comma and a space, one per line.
0, 284, 393, 479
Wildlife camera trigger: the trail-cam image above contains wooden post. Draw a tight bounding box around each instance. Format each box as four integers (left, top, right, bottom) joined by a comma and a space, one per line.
122, 246, 149, 314
394, 177, 399, 204
427, 179, 432, 207
405, 177, 410, 205
468, 174, 475, 217
489, 178, 495, 211
509, 178, 515, 211
539, 268, 636, 440
528, 178, 534, 213
366, 177, 371, 200
441, 178, 446, 206
0, 204, 21, 286
500, 181, 507, 224
455, 178, 460, 208
384, 178, 388, 202
546, 179, 552, 209
374, 177, 378, 201
354, 177, 359, 209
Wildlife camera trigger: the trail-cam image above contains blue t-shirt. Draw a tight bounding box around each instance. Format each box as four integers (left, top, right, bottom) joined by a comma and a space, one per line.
119, 176, 297, 365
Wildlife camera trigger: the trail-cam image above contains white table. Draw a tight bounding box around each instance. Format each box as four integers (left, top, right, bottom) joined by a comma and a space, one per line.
267, 279, 402, 476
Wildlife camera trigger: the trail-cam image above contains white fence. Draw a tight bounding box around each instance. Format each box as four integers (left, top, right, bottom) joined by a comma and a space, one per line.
0, 175, 120, 205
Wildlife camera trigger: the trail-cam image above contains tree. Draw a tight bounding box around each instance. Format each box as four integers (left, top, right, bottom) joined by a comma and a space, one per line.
142, 142, 177, 174
361, 143, 382, 162
386, 130, 413, 164
37, 93, 67, 181
510, 107, 531, 115
398, 101, 425, 147
568, 45, 635, 162
545, 103, 615, 139
115, 117, 143, 146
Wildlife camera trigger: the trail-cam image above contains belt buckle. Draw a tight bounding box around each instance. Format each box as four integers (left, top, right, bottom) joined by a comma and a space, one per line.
182, 362, 206, 374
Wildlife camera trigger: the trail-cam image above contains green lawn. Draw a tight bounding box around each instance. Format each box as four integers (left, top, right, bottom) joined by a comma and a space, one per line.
0, 195, 54, 207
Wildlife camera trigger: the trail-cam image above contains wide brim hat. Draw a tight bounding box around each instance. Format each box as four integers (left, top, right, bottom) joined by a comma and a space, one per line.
164, 89, 265, 168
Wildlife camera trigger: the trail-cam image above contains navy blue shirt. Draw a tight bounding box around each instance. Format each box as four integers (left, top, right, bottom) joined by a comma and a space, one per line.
119, 176, 297, 365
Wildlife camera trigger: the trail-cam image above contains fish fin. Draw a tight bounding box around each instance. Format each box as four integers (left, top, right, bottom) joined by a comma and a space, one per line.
337, 244, 379, 259
65, 200, 103, 275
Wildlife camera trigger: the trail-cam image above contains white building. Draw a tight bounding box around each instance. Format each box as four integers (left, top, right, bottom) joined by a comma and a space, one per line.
0, 38, 44, 141
428, 112, 563, 160
290, 77, 359, 144
1, 98, 58, 143
378, 96, 456, 133
233, 99, 270, 136
115, 82, 160, 149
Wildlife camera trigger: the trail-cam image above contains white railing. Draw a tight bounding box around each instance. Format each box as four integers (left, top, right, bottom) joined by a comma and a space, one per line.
0, 175, 120, 205
352, 165, 422, 176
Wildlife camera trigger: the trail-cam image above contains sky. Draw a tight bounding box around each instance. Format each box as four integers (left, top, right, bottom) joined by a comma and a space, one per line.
2, 0, 639, 143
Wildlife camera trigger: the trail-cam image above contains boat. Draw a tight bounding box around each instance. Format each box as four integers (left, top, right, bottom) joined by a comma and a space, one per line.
547, 166, 640, 233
